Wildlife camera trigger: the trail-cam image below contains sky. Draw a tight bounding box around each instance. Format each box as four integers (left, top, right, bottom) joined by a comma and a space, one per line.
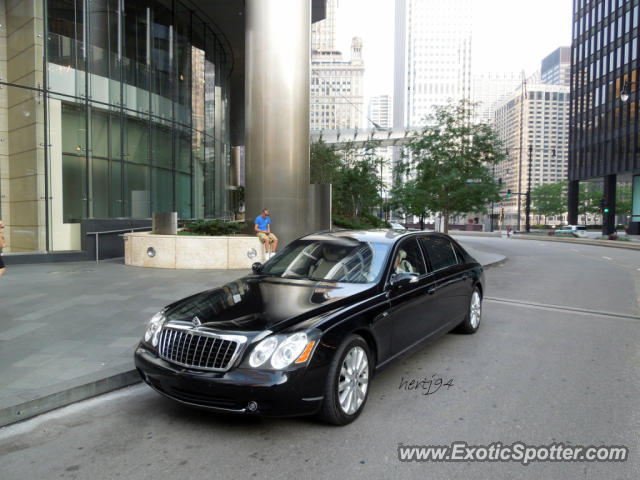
334, 0, 573, 104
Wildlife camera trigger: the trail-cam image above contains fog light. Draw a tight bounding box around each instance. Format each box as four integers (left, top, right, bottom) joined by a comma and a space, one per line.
247, 401, 258, 412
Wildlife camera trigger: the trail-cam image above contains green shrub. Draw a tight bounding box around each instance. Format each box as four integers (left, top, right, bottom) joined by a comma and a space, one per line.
332, 214, 391, 230
179, 220, 245, 236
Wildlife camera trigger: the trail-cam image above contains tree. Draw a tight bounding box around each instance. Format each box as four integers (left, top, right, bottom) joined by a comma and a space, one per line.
393, 99, 504, 234
310, 139, 341, 184
579, 182, 603, 219
389, 178, 431, 228
530, 182, 566, 224
616, 186, 632, 215
331, 141, 384, 219
310, 140, 384, 220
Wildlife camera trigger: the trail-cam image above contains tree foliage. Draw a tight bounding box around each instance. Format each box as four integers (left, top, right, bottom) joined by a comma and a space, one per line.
531, 182, 566, 222
391, 99, 504, 233
616, 186, 632, 215
309, 140, 385, 221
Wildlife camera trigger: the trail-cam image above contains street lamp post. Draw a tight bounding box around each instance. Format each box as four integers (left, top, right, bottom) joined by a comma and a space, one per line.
525, 144, 533, 233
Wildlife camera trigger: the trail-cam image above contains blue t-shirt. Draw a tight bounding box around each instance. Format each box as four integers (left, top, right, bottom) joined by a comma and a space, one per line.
255, 215, 270, 232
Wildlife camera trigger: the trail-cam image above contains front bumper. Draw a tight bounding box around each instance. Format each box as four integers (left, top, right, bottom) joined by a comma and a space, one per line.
134, 345, 325, 417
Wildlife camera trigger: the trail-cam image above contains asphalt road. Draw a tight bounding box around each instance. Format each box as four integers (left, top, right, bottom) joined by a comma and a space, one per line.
1, 238, 639, 480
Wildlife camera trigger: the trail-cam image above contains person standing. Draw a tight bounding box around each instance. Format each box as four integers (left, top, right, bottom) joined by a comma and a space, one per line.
255, 209, 278, 259
0, 220, 6, 276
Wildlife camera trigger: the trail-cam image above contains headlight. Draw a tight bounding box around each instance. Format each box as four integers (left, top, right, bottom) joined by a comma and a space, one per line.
245, 331, 318, 370
249, 336, 278, 368
144, 311, 166, 347
271, 332, 308, 369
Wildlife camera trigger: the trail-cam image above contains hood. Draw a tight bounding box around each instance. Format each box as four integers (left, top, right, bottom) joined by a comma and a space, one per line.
164, 276, 375, 333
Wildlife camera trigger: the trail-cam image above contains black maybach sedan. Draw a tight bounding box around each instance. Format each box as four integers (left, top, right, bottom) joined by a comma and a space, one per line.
135, 229, 484, 425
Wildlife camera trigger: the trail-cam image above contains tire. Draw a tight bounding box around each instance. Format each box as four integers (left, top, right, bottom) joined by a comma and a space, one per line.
455, 287, 482, 334
317, 335, 372, 426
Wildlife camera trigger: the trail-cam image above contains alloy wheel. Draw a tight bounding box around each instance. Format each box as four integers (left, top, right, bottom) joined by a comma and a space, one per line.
337, 346, 369, 415
470, 290, 481, 329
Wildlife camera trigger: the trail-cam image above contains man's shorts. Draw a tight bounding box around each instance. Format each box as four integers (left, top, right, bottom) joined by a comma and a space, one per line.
257, 232, 277, 243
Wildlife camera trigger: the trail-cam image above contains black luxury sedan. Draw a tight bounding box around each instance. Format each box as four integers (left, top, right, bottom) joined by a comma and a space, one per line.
135, 229, 484, 425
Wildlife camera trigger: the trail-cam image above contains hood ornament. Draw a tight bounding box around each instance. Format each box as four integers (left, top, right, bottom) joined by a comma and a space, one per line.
192, 316, 202, 327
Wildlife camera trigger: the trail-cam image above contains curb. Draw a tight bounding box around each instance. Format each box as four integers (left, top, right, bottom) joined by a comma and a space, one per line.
510, 235, 640, 251
0, 370, 141, 428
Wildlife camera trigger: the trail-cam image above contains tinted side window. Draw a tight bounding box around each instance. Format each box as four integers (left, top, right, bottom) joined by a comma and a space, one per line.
453, 242, 475, 264
392, 238, 427, 276
421, 236, 458, 271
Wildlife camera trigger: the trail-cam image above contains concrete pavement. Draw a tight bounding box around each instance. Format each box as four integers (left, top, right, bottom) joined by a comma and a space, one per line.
0, 246, 505, 427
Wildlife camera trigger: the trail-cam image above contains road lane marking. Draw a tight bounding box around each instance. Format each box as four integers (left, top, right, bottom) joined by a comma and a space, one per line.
602, 256, 612, 260
485, 297, 640, 321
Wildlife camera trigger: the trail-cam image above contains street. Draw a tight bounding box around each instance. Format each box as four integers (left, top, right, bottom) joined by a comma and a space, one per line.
1, 237, 639, 480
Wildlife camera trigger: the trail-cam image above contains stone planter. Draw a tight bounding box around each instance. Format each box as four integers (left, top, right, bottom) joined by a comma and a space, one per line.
124, 232, 266, 269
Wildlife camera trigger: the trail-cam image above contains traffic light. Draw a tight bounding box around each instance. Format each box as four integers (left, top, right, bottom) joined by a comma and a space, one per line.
506, 189, 512, 198
599, 198, 605, 213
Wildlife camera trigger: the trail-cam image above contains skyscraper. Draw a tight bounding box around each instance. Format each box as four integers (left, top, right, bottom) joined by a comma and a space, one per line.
310, 0, 365, 131
393, 0, 472, 128
494, 82, 570, 227
541, 46, 571, 86
471, 72, 523, 125
368, 94, 392, 129
568, 0, 639, 234
368, 95, 393, 198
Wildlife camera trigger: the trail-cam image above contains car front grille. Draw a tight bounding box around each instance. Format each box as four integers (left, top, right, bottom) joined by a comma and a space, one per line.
158, 327, 240, 371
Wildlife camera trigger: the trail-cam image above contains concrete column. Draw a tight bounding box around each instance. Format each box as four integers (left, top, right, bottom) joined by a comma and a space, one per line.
245, 0, 310, 246
567, 180, 579, 225
602, 174, 616, 235
1, 0, 46, 252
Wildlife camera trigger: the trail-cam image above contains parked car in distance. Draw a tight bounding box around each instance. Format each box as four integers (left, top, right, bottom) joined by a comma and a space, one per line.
555, 225, 589, 238
135, 229, 484, 425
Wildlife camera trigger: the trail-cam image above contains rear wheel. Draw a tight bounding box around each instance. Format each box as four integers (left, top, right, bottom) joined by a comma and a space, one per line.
318, 335, 371, 425
455, 287, 482, 334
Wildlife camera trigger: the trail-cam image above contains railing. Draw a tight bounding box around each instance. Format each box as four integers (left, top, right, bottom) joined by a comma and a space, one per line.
86, 227, 152, 262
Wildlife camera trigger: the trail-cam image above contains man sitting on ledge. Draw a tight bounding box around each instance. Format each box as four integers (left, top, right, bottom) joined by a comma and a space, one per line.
255, 208, 278, 260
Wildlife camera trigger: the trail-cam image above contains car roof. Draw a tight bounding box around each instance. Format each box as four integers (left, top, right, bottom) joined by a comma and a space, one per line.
300, 229, 449, 245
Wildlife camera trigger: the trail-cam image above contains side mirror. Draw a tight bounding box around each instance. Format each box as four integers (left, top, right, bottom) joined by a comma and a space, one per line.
389, 272, 418, 289
251, 262, 263, 273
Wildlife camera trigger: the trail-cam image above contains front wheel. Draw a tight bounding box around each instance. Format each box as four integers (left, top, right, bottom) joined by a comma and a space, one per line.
455, 287, 482, 334
317, 335, 372, 426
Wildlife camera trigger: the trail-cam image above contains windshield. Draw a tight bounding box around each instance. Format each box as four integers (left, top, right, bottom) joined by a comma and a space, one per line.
259, 238, 391, 283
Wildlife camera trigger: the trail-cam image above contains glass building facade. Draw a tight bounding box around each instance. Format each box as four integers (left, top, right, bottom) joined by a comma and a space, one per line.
0, 0, 232, 252
569, 0, 640, 232
570, 0, 639, 179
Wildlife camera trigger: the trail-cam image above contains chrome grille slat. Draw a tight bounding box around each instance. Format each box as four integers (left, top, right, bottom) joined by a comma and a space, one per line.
198, 337, 210, 366
204, 338, 219, 367
158, 327, 242, 372
218, 342, 234, 369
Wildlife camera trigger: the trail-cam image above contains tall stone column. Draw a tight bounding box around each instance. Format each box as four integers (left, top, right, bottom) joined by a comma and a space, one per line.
567, 180, 579, 225
245, 0, 310, 246
602, 174, 616, 236
1, 0, 46, 252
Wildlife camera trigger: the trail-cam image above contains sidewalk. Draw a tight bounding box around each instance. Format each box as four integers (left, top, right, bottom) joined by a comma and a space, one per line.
0, 248, 504, 427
